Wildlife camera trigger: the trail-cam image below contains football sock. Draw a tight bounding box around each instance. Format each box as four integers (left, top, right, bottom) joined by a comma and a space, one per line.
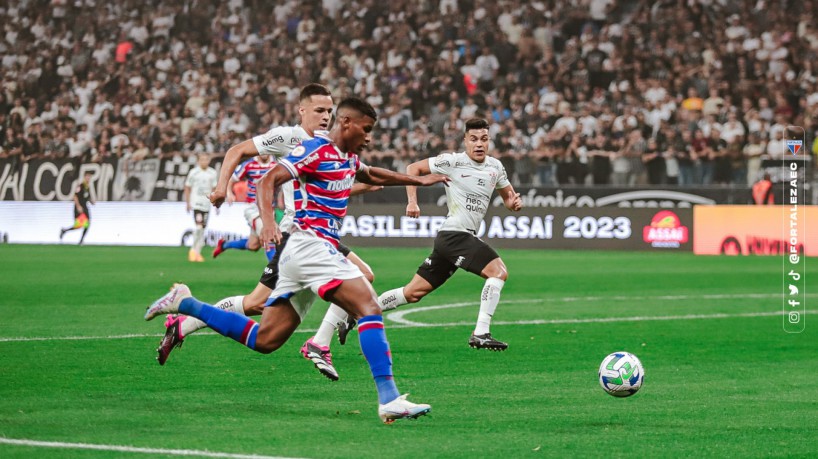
79, 227, 88, 244
193, 227, 204, 252
358, 315, 399, 405
474, 277, 505, 335
265, 245, 276, 262
313, 303, 348, 347
180, 295, 245, 337
179, 297, 258, 350
223, 238, 248, 250
378, 287, 408, 311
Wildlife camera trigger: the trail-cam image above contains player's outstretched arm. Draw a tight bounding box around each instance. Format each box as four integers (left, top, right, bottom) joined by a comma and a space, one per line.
211, 139, 258, 208
350, 183, 384, 196
498, 185, 523, 211
405, 159, 433, 218
256, 164, 294, 245
355, 164, 448, 188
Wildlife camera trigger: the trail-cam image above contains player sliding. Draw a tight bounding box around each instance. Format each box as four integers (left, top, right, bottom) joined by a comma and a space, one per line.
154, 84, 376, 381
145, 97, 449, 423
338, 118, 523, 351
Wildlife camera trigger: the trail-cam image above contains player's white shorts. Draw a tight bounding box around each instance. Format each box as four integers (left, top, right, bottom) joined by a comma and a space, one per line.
244, 205, 263, 236
266, 229, 363, 320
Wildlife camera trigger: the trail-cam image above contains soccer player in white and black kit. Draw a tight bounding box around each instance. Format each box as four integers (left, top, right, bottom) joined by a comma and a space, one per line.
378, 118, 522, 350
184, 154, 218, 262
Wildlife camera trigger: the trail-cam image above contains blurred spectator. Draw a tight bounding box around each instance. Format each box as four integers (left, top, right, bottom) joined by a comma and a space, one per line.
0, 0, 812, 194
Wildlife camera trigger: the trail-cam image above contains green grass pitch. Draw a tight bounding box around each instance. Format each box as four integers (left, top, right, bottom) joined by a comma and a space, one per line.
0, 244, 816, 458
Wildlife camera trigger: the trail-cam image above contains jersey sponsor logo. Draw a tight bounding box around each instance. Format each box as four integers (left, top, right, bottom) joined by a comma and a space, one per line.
326, 176, 355, 191
262, 136, 285, 146
296, 152, 320, 170
477, 178, 486, 187
290, 137, 301, 144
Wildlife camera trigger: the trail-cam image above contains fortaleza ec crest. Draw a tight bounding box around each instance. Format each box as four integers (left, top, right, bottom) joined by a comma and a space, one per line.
786, 139, 802, 156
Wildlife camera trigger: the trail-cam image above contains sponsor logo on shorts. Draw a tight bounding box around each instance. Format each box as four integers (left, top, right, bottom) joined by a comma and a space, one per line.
424, 257, 432, 265
455, 256, 465, 267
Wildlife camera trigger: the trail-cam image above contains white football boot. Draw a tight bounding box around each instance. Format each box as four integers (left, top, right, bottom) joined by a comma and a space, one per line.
144, 284, 192, 321
378, 394, 431, 424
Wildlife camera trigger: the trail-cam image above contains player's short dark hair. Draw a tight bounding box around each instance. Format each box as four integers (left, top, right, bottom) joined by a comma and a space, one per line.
337, 97, 378, 121
465, 118, 490, 132
299, 83, 332, 101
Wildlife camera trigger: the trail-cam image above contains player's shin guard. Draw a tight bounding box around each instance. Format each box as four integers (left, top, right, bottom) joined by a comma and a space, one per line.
179, 297, 258, 350
474, 277, 504, 335
358, 315, 399, 404
313, 304, 348, 347
378, 287, 408, 311
180, 295, 245, 337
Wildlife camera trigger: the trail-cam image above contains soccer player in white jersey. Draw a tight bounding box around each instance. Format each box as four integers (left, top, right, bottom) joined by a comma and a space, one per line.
145, 97, 449, 423
153, 84, 376, 380
184, 154, 218, 262
375, 118, 522, 350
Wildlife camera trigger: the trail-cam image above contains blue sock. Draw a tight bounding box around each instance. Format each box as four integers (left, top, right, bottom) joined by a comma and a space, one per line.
179, 297, 258, 350
265, 246, 276, 262
358, 315, 399, 404
224, 238, 249, 250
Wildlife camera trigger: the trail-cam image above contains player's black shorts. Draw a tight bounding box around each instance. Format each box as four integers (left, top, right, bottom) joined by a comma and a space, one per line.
259, 232, 291, 289
259, 235, 352, 289
193, 210, 209, 227
416, 230, 500, 289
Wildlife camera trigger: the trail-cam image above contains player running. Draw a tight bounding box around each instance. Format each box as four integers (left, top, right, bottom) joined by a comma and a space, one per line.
153, 84, 377, 382
145, 97, 448, 423
336, 118, 523, 351
59, 170, 95, 244
211, 154, 276, 261
184, 154, 218, 262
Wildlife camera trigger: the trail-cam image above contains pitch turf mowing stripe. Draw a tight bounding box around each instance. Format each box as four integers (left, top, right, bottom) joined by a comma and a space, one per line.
0, 437, 307, 459
0, 309, 811, 343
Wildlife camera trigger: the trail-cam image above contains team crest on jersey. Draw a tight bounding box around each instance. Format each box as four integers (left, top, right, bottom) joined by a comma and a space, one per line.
291, 146, 307, 157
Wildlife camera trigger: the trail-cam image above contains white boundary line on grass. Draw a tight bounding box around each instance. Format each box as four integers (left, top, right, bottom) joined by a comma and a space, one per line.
0, 437, 306, 459
0, 293, 813, 343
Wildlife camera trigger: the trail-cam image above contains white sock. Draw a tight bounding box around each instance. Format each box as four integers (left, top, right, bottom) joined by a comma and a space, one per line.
474, 278, 504, 336
313, 303, 348, 347
193, 227, 205, 252
180, 295, 245, 337
378, 287, 407, 311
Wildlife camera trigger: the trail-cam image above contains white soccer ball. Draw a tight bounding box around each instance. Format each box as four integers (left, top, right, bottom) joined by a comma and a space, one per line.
598, 351, 644, 397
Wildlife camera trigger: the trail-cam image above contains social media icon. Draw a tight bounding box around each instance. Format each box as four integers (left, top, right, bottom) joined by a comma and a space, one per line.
788, 284, 799, 295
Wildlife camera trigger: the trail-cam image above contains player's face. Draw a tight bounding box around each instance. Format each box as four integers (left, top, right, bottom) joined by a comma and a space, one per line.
198, 156, 210, 169
464, 128, 490, 163
342, 114, 375, 154
299, 95, 334, 134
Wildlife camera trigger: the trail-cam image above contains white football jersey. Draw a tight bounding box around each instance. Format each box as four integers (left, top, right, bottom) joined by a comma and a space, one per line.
252, 124, 311, 231
429, 152, 511, 234
185, 166, 218, 212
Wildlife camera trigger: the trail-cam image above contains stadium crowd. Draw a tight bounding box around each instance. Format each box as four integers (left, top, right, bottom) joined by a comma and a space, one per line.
0, 0, 816, 187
